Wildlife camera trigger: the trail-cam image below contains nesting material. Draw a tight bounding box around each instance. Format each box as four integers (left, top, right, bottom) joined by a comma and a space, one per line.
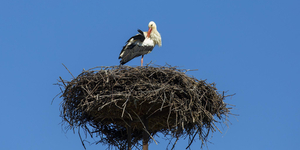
57, 65, 233, 149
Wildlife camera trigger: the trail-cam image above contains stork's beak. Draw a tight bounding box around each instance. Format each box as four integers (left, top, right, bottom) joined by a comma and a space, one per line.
147, 27, 152, 38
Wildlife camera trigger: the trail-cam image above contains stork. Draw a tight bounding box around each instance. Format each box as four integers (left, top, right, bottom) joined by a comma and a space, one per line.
119, 21, 162, 66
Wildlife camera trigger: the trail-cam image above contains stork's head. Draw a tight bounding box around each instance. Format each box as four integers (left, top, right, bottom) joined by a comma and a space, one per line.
148, 21, 157, 29
147, 21, 157, 38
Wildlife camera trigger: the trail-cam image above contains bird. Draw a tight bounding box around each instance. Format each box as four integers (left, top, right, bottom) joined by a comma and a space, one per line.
119, 21, 162, 66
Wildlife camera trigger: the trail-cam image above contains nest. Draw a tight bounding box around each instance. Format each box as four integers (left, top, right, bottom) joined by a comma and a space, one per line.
57, 65, 233, 150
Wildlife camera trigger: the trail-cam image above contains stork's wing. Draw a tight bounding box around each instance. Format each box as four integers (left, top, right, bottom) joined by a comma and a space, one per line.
119, 44, 154, 65
119, 30, 145, 57
119, 29, 155, 65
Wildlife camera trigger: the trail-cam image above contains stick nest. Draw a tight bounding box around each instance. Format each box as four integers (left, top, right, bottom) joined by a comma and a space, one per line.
57, 65, 233, 149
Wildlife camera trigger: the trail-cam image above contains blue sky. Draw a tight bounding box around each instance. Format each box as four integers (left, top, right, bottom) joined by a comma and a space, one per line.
1, 1, 299, 150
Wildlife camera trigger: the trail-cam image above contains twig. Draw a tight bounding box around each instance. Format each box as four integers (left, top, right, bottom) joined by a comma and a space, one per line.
62, 63, 75, 79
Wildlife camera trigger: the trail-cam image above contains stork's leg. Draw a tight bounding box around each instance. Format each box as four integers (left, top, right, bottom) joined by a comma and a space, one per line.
141, 55, 144, 67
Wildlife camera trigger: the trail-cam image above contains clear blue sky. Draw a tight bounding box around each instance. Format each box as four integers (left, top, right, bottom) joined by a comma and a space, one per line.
1, 1, 299, 150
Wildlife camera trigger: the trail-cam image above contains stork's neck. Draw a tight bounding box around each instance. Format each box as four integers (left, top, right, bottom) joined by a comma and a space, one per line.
149, 29, 161, 47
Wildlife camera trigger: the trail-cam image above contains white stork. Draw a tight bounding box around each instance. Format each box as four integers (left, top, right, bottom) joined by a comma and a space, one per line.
119, 21, 162, 66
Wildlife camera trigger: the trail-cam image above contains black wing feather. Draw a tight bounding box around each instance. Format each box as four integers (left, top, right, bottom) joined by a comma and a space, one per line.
119, 45, 154, 65
119, 29, 145, 58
